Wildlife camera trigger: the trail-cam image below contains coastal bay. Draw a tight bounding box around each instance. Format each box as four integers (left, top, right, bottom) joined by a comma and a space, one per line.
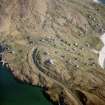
0, 65, 53, 105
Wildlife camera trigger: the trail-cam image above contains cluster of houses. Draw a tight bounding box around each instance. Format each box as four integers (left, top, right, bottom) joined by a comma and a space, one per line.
39, 33, 95, 71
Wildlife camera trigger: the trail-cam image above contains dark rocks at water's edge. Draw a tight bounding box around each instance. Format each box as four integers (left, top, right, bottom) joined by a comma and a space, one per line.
0, 43, 13, 67
43, 85, 66, 105
0, 43, 11, 53
0, 63, 27, 86
0, 60, 9, 69
0, 57, 10, 69
42, 90, 59, 105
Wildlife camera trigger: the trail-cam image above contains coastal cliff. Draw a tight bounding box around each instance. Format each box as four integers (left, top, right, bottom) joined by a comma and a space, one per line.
1, 0, 105, 105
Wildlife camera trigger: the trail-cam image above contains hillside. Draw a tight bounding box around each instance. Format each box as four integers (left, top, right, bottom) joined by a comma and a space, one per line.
1, 0, 105, 105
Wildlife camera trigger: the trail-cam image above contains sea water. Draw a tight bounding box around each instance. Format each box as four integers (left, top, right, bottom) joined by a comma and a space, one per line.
0, 65, 53, 105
